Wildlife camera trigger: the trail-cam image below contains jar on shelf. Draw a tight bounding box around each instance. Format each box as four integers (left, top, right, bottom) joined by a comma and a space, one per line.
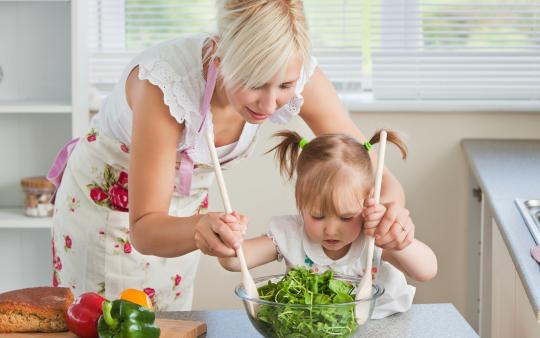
20, 177, 55, 217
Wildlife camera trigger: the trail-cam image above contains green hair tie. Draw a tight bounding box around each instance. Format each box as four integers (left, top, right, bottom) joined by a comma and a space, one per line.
363, 141, 372, 152
299, 138, 309, 149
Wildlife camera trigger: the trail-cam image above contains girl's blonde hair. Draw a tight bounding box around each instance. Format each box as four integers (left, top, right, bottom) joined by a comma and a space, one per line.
212, 0, 311, 89
268, 130, 408, 215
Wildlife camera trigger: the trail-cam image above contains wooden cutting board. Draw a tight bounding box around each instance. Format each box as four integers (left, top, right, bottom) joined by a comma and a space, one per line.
0, 319, 207, 338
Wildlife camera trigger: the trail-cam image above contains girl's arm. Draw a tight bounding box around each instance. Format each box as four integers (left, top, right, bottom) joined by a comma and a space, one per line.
218, 236, 278, 271
382, 237, 438, 282
127, 66, 243, 258
299, 67, 405, 206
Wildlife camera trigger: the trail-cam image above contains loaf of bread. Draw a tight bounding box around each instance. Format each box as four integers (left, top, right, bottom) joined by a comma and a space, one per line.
0, 286, 74, 333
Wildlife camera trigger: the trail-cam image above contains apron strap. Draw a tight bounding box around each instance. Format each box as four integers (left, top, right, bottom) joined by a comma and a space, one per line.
176, 149, 194, 196
47, 137, 80, 188
176, 62, 219, 196
198, 62, 218, 133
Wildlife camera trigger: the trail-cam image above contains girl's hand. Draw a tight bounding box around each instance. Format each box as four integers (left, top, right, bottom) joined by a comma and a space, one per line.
194, 211, 248, 257
227, 211, 248, 236
362, 199, 386, 236
362, 199, 414, 251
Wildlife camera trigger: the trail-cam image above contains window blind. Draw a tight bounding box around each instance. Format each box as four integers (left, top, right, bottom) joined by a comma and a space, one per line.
88, 0, 362, 93
370, 0, 540, 101
89, 0, 540, 105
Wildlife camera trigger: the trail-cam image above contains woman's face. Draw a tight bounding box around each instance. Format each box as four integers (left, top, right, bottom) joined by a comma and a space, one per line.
225, 57, 303, 124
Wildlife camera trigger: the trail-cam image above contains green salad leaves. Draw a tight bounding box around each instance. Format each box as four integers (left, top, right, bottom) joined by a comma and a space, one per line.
255, 267, 358, 338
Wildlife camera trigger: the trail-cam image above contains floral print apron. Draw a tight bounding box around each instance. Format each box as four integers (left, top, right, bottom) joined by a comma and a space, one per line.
50, 63, 256, 310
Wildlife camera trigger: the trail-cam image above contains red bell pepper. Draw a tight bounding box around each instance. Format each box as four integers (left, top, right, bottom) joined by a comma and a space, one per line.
66, 292, 107, 338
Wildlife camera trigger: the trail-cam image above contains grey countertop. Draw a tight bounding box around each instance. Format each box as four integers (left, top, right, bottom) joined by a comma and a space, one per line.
159, 303, 477, 337
462, 139, 540, 320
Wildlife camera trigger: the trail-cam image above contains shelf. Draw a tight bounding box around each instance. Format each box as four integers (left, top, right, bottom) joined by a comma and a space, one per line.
0, 208, 52, 229
0, 101, 72, 114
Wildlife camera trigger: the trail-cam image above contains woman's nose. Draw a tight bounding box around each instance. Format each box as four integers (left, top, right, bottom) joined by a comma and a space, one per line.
257, 88, 277, 114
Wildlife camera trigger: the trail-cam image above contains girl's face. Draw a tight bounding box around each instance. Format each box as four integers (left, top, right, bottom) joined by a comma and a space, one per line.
301, 198, 364, 261
224, 57, 303, 124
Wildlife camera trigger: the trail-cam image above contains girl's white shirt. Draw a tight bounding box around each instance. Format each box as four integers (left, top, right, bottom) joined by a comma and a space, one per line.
267, 214, 416, 319
91, 33, 318, 165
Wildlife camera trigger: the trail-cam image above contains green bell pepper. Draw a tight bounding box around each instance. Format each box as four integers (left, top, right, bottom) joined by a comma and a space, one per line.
97, 299, 160, 338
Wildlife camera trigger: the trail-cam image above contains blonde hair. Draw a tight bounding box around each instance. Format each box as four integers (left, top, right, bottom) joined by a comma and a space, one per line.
268, 130, 408, 215
212, 0, 311, 89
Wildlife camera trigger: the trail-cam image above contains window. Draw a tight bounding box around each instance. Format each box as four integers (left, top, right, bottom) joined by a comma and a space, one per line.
371, 0, 540, 104
89, 0, 540, 110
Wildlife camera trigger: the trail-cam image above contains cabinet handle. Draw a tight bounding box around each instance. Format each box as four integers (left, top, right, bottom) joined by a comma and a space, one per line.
472, 187, 482, 203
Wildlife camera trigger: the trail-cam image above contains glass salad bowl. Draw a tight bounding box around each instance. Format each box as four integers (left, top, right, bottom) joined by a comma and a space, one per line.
235, 269, 384, 338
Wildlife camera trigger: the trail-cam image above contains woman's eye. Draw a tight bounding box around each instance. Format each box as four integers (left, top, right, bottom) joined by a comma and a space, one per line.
279, 82, 295, 89
340, 217, 354, 221
311, 215, 325, 220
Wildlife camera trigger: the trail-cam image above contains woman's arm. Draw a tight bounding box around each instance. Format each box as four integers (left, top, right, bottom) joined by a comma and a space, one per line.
299, 67, 405, 206
382, 238, 438, 282
218, 236, 278, 271
127, 66, 242, 258
363, 199, 436, 281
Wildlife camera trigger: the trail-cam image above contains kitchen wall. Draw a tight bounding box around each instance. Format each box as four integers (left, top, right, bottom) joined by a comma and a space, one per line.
192, 111, 540, 321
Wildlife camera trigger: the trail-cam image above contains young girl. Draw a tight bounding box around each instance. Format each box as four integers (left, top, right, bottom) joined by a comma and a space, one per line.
219, 130, 437, 319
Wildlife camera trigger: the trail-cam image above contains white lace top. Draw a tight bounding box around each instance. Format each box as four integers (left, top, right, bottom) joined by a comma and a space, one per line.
91, 33, 318, 165
267, 214, 416, 320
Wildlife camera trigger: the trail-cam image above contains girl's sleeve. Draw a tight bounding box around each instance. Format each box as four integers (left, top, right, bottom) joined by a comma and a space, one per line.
269, 56, 319, 125
264, 229, 284, 262
266, 215, 305, 264
371, 252, 416, 319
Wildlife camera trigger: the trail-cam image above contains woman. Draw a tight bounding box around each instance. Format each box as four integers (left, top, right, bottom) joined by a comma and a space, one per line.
49, 0, 410, 310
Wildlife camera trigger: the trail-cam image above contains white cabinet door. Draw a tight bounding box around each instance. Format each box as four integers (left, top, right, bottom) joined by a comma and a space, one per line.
491, 219, 516, 338
491, 219, 540, 337
515, 266, 540, 338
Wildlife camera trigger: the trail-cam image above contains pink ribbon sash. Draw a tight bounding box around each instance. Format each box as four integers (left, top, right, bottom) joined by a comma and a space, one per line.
176, 149, 194, 196
47, 137, 80, 188
176, 61, 218, 196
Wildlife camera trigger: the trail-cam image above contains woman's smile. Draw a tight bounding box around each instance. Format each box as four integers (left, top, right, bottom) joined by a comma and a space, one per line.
246, 107, 270, 121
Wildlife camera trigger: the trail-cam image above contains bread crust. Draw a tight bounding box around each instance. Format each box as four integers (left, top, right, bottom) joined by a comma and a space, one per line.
0, 287, 74, 333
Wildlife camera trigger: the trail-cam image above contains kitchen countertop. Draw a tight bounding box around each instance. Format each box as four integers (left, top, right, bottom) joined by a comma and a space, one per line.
462, 139, 540, 320
159, 303, 477, 337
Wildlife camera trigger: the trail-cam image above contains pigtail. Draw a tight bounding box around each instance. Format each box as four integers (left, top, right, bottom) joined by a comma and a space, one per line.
266, 130, 304, 180
369, 129, 408, 159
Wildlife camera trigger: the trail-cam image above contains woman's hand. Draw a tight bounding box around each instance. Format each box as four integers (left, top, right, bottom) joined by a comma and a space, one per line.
194, 211, 248, 257
362, 199, 414, 251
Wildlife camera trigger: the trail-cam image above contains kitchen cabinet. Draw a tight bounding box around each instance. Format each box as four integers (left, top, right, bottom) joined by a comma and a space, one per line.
0, 0, 88, 292
491, 219, 540, 338
470, 193, 540, 338
463, 140, 540, 338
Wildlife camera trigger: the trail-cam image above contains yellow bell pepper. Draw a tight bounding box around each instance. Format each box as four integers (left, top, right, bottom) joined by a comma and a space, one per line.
119, 288, 153, 310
